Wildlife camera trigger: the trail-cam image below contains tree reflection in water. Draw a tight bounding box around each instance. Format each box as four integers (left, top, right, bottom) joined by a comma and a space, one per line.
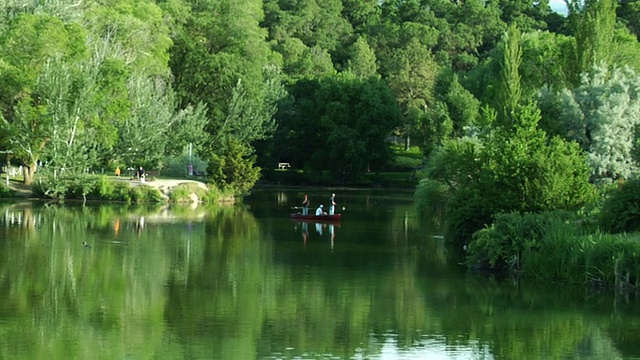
1, 197, 640, 359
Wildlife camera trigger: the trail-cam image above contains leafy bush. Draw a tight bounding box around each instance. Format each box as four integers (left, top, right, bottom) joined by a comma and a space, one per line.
599, 178, 640, 233
0, 182, 15, 198
467, 211, 575, 272
207, 139, 261, 196
95, 176, 115, 199
467, 211, 640, 289
414, 178, 450, 228
31, 172, 166, 203
202, 185, 235, 203
169, 183, 208, 202
426, 109, 592, 243
130, 185, 165, 203
111, 181, 133, 202
67, 174, 100, 201
32, 172, 69, 200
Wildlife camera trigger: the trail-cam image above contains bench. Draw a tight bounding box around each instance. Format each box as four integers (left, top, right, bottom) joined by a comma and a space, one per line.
145, 170, 159, 178
278, 162, 291, 169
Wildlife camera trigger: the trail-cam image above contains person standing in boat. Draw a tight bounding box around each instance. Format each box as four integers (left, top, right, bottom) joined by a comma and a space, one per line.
302, 194, 310, 215
329, 193, 336, 215
315, 204, 324, 215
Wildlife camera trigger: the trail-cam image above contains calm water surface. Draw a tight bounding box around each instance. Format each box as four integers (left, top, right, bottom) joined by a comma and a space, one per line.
1, 189, 640, 359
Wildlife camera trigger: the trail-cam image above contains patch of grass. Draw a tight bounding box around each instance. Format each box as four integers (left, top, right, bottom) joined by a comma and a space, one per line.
391, 144, 423, 171
169, 183, 208, 202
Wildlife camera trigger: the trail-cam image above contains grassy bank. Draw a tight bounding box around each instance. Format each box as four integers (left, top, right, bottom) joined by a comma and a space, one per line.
467, 211, 640, 292
0, 174, 224, 203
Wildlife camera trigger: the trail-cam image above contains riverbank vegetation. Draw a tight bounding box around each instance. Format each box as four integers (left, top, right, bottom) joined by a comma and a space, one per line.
30, 174, 224, 204
1, 0, 640, 289
413, 0, 640, 291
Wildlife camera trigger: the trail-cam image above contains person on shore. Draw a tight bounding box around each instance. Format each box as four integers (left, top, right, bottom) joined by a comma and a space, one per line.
315, 204, 324, 216
137, 166, 145, 181
115, 167, 121, 177
329, 193, 336, 215
302, 194, 310, 215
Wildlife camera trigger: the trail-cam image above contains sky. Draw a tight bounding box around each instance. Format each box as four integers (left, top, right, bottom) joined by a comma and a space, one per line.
549, 0, 569, 15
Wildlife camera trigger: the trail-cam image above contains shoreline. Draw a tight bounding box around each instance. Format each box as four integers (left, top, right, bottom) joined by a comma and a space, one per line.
2, 176, 209, 201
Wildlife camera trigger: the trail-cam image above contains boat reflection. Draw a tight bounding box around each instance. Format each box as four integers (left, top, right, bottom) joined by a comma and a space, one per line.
293, 220, 339, 249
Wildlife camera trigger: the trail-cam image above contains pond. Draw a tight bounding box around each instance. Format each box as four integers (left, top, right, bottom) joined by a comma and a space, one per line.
1, 188, 640, 359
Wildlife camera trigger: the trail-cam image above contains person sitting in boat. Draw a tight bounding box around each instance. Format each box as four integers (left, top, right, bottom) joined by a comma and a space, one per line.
315, 204, 325, 216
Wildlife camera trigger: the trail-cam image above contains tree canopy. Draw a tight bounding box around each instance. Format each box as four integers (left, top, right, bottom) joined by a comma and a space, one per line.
0, 0, 638, 196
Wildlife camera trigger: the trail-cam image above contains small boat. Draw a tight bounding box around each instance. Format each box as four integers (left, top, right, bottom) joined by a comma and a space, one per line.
290, 213, 342, 221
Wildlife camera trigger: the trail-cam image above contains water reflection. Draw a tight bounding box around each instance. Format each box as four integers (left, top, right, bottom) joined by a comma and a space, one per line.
2, 195, 640, 359
292, 220, 339, 249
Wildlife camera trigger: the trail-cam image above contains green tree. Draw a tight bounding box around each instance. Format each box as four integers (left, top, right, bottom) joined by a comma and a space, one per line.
617, 0, 640, 41
345, 36, 379, 79
262, 0, 353, 55
341, 0, 382, 32
496, 24, 523, 128
426, 0, 505, 70
82, 0, 173, 77
169, 0, 285, 192
112, 76, 203, 169
611, 25, 640, 73
519, 31, 573, 92
207, 139, 260, 196
539, 65, 640, 180
385, 38, 439, 151
497, 0, 551, 31
0, 13, 88, 184
569, 0, 617, 86
418, 69, 480, 157
425, 106, 591, 242
33, 57, 114, 174
263, 0, 354, 80
212, 67, 285, 149
273, 74, 401, 183
465, 30, 575, 107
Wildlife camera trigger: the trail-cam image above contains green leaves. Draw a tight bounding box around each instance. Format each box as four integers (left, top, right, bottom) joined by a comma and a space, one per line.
207, 139, 260, 195
540, 65, 640, 179
273, 74, 401, 183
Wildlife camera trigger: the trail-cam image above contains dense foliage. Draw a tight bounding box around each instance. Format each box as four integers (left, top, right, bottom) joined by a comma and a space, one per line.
600, 178, 640, 233
1, 0, 640, 287
468, 211, 640, 289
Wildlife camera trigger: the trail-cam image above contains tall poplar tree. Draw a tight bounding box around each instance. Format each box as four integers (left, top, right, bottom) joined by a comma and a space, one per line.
569, 0, 617, 86
496, 24, 523, 128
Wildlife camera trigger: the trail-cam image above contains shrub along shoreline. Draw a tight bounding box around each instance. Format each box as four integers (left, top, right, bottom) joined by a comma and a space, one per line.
417, 178, 640, 293
0, 174, 231, 204
466, 211, 640, 292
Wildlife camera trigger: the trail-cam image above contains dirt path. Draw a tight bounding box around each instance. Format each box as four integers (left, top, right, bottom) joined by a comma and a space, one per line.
122, 178, 208, 196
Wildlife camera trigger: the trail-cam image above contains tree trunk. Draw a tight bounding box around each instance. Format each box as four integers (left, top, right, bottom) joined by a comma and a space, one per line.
23, 162, 37, 186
